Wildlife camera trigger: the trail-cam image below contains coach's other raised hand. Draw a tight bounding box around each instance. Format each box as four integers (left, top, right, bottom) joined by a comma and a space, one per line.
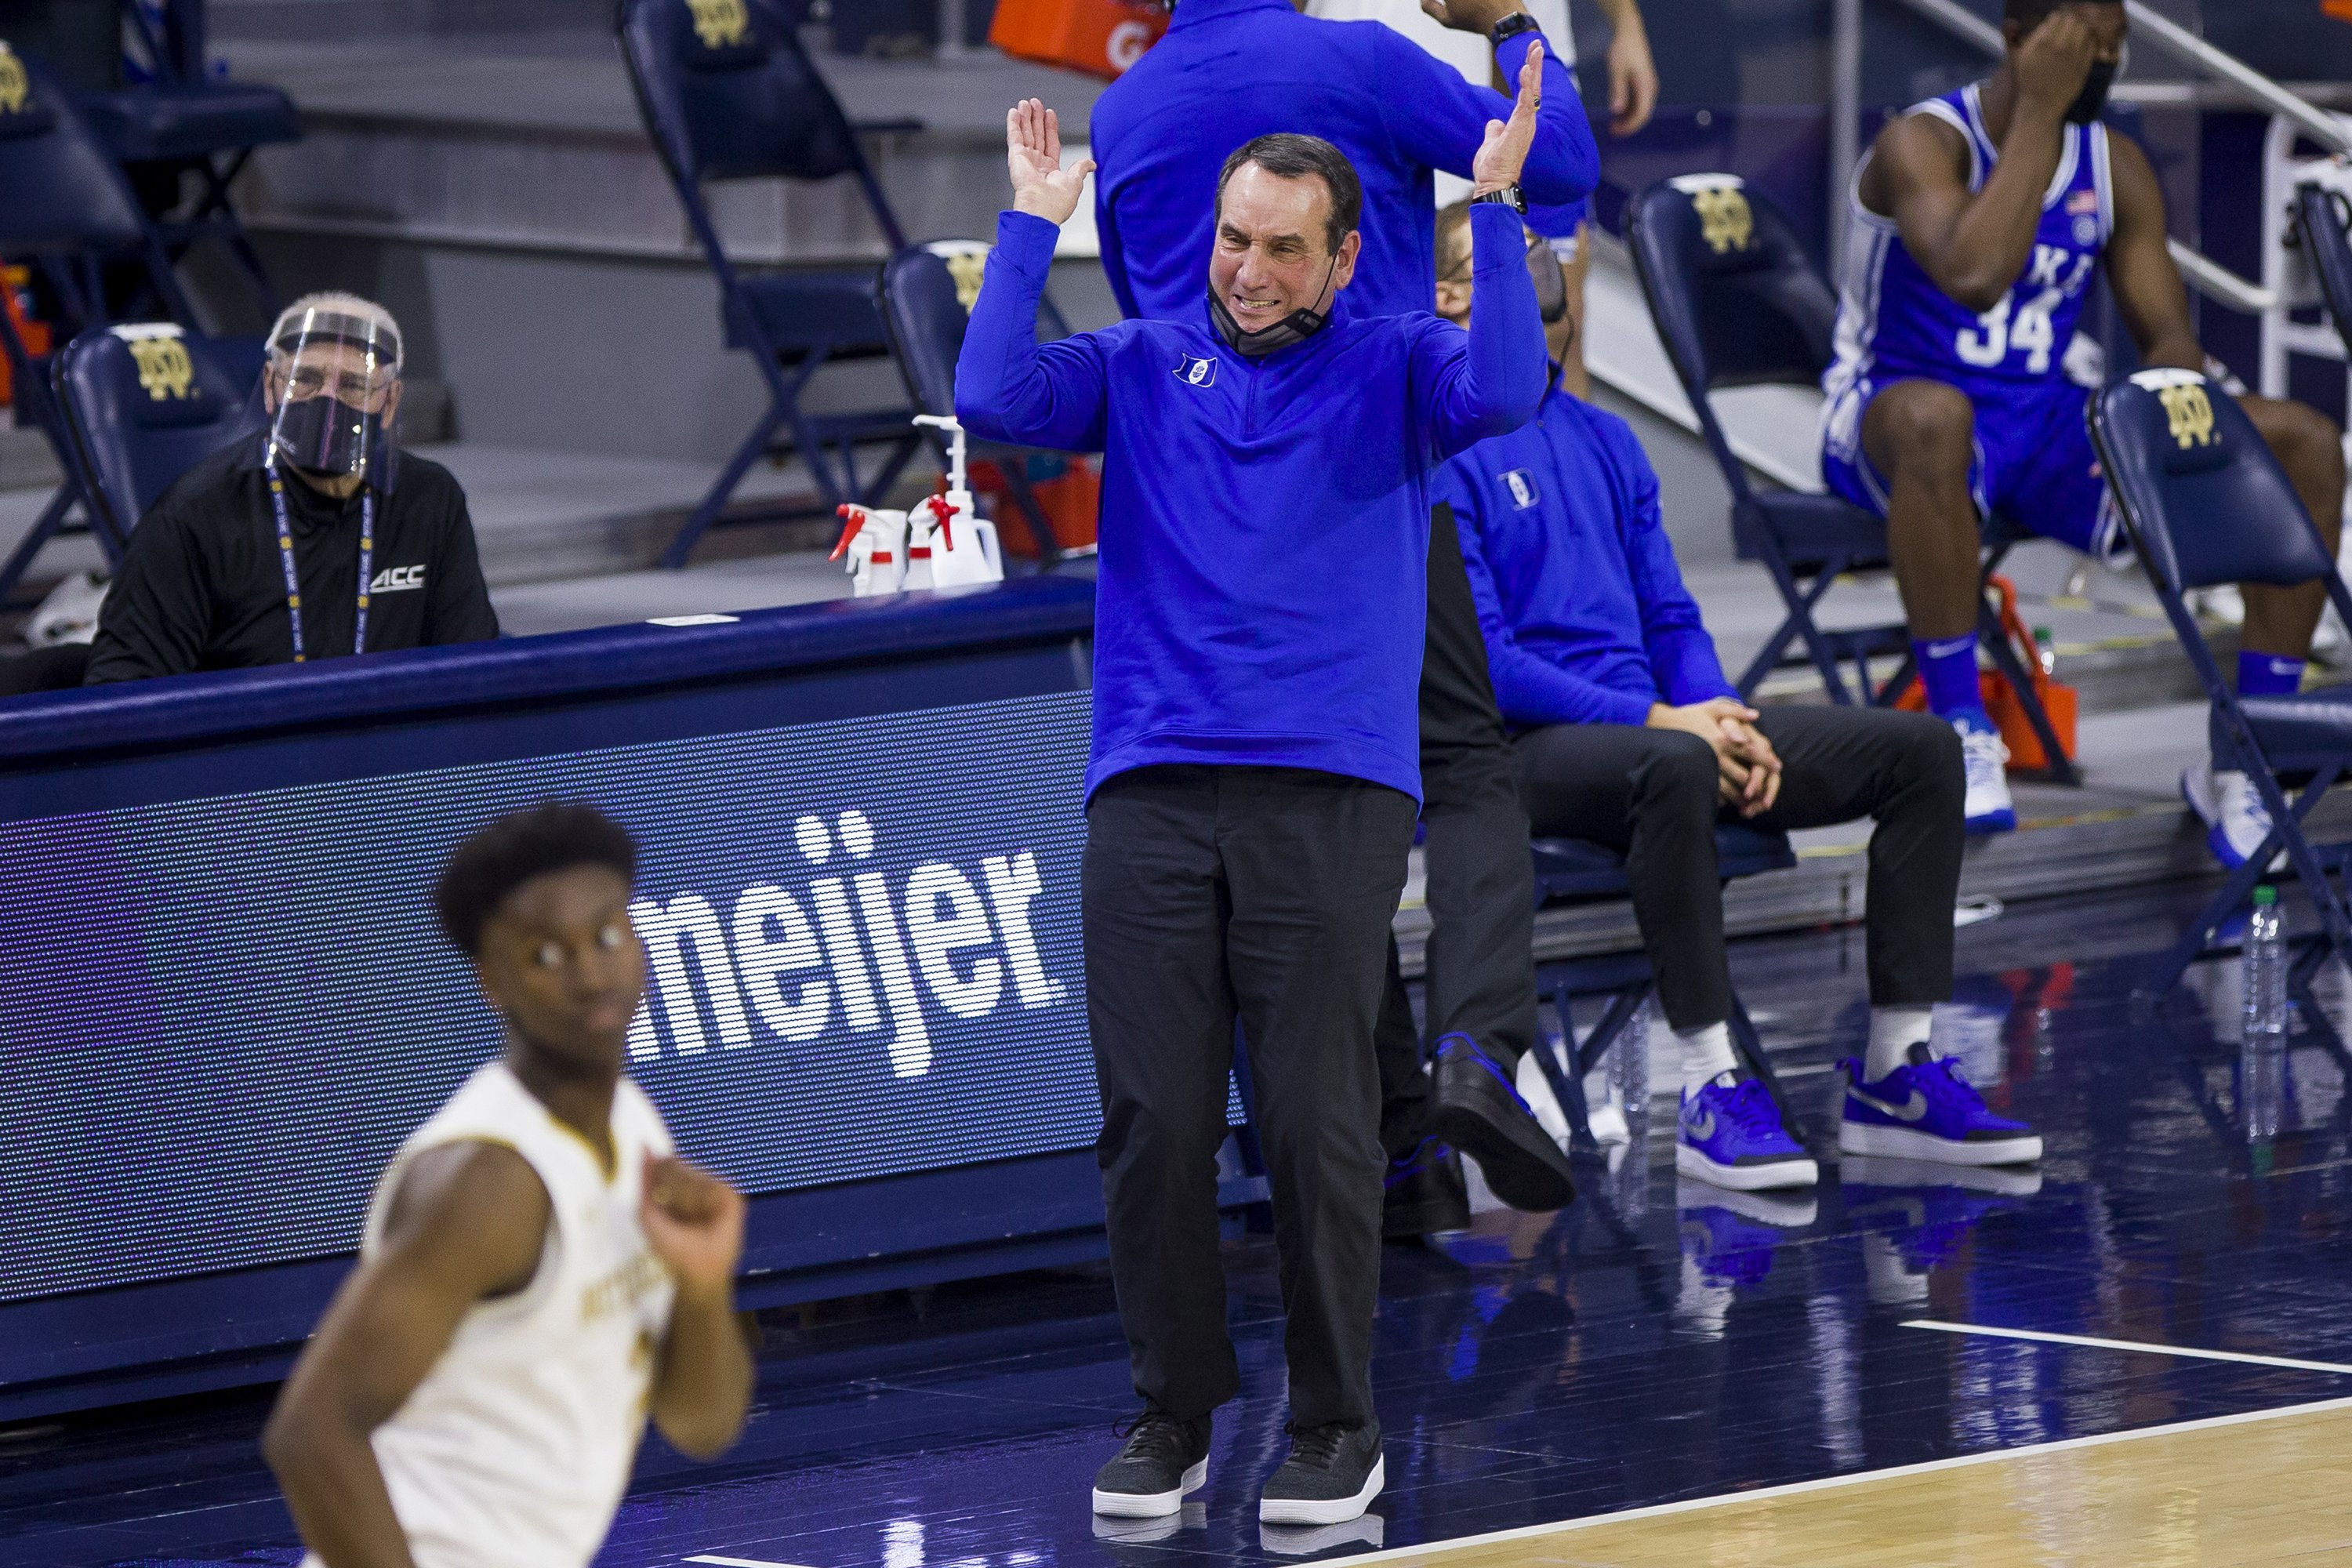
1007, 97, 1096, 227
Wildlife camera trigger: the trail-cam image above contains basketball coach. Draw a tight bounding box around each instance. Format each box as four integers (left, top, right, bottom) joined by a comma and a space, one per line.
955, 55, 1550, 1527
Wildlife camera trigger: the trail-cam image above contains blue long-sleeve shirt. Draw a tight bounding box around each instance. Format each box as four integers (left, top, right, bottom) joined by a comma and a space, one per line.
1439, 389, 1736, 730
1090, 0, 1597, 323
957, 202, 1546, 801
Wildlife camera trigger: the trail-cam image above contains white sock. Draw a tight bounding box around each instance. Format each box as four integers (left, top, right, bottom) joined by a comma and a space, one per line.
1866, 1006, 1936, 1082
1675, 1021, 1737, 1093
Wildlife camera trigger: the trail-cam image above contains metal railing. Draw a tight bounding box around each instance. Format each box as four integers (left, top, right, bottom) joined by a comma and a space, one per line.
1831, 0, 2349, 313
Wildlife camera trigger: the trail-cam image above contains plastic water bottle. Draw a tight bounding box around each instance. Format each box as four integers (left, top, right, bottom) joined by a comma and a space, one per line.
2033, 625, 2057, 677
1610, 995, 1651, 1136
2243, 884, 2288, 1050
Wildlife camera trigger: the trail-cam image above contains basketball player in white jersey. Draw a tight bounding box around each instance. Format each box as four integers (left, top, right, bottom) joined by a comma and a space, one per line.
263, 803, 753, 1568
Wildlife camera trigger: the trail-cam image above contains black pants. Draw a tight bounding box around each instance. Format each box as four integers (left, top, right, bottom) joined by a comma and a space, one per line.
1374, 513, 1538, 1159
1083, 764, 1417, 1428
1513, 706, 1964, 1031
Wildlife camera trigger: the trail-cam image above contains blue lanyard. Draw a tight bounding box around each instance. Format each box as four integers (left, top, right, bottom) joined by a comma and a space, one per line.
263, 444, 373, 662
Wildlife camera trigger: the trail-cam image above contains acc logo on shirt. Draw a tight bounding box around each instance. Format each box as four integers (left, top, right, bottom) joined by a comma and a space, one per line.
1502, 470, 1541, 511
1174, 353, 1218, 389
368, 564, 426, 593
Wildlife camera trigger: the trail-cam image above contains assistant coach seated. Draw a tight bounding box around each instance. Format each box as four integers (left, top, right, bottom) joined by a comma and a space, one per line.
1431, 201, 2041, 1192
85, 293, 498, 684
958, 87, 1545, 1525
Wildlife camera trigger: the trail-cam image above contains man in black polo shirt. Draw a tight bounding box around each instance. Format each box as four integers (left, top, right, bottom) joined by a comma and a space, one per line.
85, 292, 498, 684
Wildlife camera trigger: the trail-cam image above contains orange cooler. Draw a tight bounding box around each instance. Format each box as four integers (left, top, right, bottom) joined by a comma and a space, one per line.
989, 0, 1168, 80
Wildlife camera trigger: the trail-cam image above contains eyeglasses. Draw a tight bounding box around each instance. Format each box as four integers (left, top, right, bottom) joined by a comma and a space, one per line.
276, 365, 396, 408
1439, 234, 1557, 288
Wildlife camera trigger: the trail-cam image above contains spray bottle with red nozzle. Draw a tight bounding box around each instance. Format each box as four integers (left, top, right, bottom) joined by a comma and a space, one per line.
909, 413, 1002, 588
829, 500, 908, 597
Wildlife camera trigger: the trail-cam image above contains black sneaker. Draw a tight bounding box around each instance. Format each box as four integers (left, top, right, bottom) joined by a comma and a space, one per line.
1258, 1418, 1384, 1525
1428, 1034, 1577, 1211
1382, 1136, 1469, 1239
1091, 1408, 1211, 1519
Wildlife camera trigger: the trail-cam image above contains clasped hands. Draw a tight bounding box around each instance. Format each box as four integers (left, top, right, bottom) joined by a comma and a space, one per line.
1646, 697, 1783, 817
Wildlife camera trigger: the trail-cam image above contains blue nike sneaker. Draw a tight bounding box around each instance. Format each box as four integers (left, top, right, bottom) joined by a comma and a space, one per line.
1838, 1045, 2043, 1165
1675, 1072, 1817, 1190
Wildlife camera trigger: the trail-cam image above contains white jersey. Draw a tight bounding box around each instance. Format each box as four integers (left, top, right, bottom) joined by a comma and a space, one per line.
304, 1062, 677, 1568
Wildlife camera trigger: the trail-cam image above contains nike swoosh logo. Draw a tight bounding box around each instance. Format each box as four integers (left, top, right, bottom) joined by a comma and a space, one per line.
1683, 1108, 1715, 1139
1849, 1087, 1929, 1122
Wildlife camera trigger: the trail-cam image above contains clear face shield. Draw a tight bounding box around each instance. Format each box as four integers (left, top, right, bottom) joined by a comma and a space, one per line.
263, 307, 402, 489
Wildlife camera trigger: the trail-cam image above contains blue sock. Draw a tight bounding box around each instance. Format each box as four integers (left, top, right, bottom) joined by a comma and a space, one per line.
2238, 651, 2306, 699
1914, 634, 1989, 728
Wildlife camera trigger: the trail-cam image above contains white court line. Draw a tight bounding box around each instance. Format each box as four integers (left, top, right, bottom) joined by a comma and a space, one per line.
685, 1555, 818, 1568
1291, 1395, 2352, 1567
1904, 1319, 2352, 1375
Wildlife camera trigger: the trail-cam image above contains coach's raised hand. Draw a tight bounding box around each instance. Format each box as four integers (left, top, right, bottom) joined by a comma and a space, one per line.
1007, 98, 1096, 227
1472, 38, 1544, 197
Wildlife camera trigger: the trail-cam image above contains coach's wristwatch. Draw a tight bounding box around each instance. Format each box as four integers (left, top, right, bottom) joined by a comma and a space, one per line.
1472, 184, 1527, 215
1490, 10, 1541, 47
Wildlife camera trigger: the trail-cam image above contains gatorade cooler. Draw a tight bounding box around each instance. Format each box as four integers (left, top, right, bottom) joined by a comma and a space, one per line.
989, 0, 1167, 80
0, 267, 51, 409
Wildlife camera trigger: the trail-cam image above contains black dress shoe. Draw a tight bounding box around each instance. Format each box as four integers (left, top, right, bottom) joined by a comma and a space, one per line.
1429, 1033, 1577, 1211
1382, 1135, 1469, 1238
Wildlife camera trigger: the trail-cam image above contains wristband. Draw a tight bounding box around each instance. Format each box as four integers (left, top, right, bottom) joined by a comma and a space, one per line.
1490, 11, 1541, 47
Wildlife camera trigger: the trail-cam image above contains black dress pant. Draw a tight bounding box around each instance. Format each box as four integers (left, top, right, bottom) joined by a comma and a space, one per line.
1083, 764, 1418, 1428
1374, 511, 1539, 1159
1512, 705, 1965, 1032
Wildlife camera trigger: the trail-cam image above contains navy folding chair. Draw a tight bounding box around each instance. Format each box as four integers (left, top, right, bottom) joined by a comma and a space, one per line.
2089, 368, 2352, 1000
0, 35, 199, 604
1625, 174, 2080, 785
878, 238, 1075, 569
2297, 182, 2352, 360
1521, 824, 1805, 1156
79, 0, 297, 314
53, 323, 263, 545
618, 0, 925, 568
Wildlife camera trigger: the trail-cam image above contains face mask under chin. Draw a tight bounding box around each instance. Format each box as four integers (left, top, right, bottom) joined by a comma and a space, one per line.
1207, 253, 1341, 358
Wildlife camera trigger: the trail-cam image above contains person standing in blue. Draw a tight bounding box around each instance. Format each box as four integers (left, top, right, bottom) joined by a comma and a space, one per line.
1091, 0, 1599, 1236
1821, 0, 2344, 851
956, 58, 1548, 1524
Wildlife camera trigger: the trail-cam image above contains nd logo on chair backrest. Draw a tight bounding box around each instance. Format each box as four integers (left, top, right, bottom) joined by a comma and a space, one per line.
0, 43, 27, 117
120, 325, 194, 402
944, 252, 986, 312
687, 0, 749, 49
1671, 175, 1755, 256
2158, 381, 2217, 450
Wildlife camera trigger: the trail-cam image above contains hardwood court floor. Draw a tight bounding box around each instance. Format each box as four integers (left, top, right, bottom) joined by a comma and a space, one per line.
4, 884, 2349, 1568
1342, 1399, 2352, 1567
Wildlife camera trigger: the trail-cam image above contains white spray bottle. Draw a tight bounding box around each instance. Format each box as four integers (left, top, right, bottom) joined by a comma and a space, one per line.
830, 503, 909, 597
909, 413, 1003, 588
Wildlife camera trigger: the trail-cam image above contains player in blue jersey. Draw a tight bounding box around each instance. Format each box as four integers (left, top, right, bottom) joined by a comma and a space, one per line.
1821, 0, 2346, 855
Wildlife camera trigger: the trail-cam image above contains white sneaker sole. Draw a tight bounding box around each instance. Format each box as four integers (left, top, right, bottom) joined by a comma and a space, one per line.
1676, 1142, 1819, 1190
1838, 1120, 2042, 1165
1092, 1457, 1206, 1519
1260, 1454, 1385, 1526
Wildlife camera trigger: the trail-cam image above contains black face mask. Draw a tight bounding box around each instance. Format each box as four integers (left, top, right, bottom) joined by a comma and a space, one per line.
274, 395, 383, 482
1207, 255, 1340, 358
2066, 56, 2118, 125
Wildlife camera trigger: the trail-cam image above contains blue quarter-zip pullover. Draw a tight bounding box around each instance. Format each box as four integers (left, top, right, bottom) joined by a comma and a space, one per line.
1090, 0, 1596, 323
1440, 388, 1736, 730
956, 201, 1547, 802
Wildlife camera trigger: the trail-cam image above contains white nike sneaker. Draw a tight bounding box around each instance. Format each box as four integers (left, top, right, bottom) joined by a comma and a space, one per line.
1955, 719, 2016, 835
2182, 764, 2285, 871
